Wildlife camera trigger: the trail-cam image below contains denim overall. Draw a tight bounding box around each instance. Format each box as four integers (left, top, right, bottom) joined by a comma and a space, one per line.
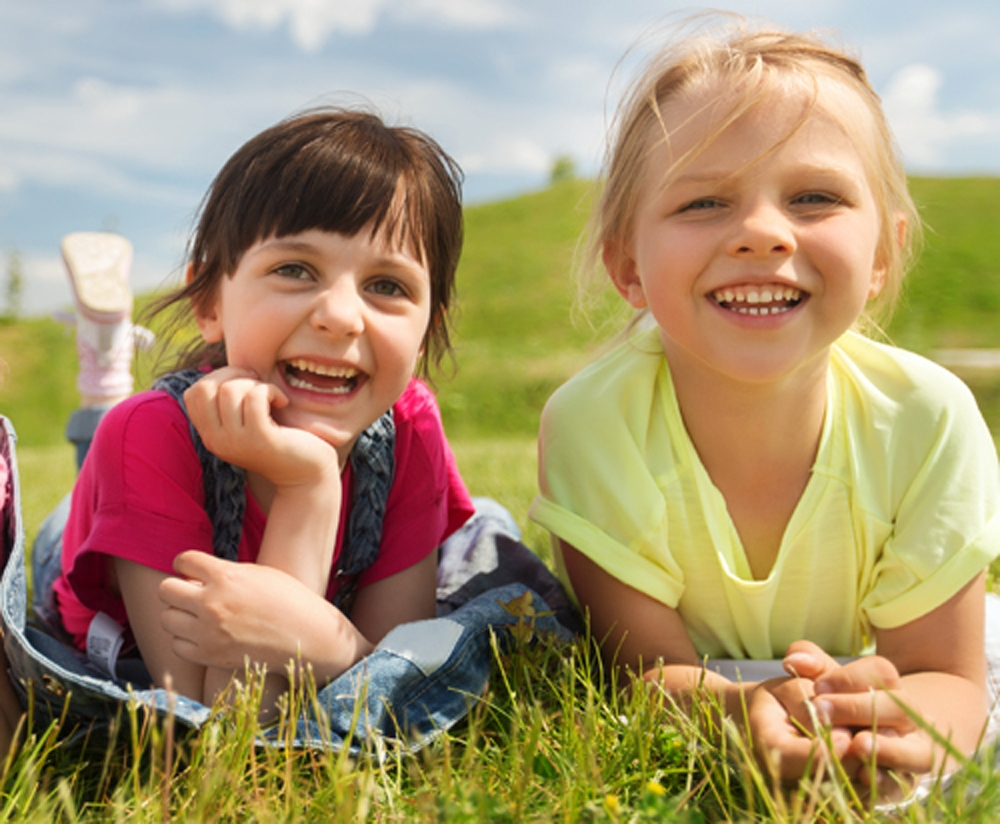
0, 397, 577, 754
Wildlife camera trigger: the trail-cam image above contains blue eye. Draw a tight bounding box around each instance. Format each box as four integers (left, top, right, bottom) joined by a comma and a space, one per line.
794, 192, 842, 206
681, 198, 722, 211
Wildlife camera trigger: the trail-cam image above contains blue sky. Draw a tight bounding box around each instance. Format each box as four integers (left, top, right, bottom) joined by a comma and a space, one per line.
2, 0, 998, 316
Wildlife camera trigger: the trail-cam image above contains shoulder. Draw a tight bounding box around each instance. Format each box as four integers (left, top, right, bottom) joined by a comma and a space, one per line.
88, 390, 199, 480
95, 390, 191, 445
832, 333, 996, 501
541, 325, 666, 442
379, 378, 472, 536
833, 333, 984, 429
389, 378, 451, 477
391, 377, 444, 429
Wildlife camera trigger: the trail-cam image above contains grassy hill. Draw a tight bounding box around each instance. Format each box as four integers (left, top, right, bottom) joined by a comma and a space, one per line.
5, 175, 1000, 548
2, 176, 1000, 821
6, 175, 1000, 447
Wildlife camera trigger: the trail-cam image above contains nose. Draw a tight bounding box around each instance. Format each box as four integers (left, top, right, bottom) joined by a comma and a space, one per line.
728, 198, 796, 258
311, 278, 365, 337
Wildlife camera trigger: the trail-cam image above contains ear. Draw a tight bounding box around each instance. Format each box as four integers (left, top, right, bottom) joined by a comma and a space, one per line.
603, 240, 648, 309
188, 264, 225, 344
869, 214, 907, 299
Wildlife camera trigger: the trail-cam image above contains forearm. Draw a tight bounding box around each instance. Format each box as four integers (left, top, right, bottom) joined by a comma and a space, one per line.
897, 671, 988, 762
256, 478, 340, 594
642, 662, 757, 719
281, 597, 375, 684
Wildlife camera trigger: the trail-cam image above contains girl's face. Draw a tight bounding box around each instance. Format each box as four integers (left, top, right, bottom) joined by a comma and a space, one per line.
606, 81, 885, 391
195, 228, 432, 462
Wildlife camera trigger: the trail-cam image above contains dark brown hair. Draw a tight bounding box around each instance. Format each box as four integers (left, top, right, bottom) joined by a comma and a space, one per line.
152, 107, 464, 376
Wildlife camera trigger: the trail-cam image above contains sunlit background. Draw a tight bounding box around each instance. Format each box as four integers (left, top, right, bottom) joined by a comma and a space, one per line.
2, 0, 998, 317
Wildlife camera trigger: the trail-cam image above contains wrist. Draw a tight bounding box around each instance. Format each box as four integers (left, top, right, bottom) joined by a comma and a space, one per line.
293, 601, 375, 684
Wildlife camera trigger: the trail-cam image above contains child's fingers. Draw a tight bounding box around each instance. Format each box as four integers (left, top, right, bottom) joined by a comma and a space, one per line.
815, 655, 900, 695
851, 728, 934, 775
814, 690, 917, 733
783, 640, 840, 680
213, 376, 272, 429
170, 549, 222, 584
854, 764, 919, 805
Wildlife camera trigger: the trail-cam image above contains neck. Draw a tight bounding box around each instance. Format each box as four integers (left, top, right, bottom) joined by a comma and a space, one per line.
668, 348, 831, 580
669, 348, 830, 475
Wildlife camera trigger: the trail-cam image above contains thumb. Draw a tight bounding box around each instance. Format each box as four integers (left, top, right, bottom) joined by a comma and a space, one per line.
784, 639, 839, 680
172, 549, 220, 582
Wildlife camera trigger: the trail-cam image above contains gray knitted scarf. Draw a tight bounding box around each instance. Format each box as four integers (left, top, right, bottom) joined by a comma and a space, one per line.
153, 369, 395, 614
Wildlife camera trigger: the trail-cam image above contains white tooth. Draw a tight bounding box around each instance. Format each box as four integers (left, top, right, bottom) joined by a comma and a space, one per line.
746, 292, 760, 304
286, 373, 352, 394
724, 289, 736, 302
749, 307, 759, 315
289, 359, 358, 378
761, 290, 773, 303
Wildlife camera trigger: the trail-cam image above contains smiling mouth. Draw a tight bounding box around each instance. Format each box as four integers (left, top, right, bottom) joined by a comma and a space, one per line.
710, 285, 805, 316
283, 359, 363, 395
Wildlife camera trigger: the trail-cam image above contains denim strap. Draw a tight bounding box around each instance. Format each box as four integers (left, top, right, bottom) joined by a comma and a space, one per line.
152, 370, 395, 613
336, 410, 395, 613
153, 370, 245, 561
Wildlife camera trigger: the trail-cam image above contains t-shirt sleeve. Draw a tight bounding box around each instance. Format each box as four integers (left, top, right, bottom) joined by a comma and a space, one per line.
356, 379, 474, 588
59, 393, 215, 628
529, 350, 687, 608
862, 372, 1000, 629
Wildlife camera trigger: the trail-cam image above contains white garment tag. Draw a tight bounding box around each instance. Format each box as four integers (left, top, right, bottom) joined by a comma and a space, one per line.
86, 611, 125, 679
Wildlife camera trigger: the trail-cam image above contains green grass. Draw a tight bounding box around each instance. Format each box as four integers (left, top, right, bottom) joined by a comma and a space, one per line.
3, 175, 1000, 820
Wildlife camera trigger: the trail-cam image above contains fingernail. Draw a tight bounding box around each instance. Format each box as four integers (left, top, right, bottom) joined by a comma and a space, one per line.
784, 652, 807, 669
814, 699, 832, 723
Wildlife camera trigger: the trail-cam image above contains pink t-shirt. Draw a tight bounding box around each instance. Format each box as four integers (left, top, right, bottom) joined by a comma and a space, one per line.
54, 378, 474, 648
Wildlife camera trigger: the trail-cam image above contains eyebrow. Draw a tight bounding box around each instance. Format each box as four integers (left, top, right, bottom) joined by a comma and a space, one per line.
671, 162, 865, 187
255, 238, 426, 272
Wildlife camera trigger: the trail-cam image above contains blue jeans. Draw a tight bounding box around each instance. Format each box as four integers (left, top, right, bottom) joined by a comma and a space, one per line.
2, 414, 577, 749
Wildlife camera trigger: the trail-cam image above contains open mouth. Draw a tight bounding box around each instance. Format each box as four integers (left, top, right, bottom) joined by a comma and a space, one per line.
711, 285, 805, 316
283, 359, 363, 395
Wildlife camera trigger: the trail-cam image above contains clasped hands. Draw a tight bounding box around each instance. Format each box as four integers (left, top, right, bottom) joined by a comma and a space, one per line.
748, 640, 935, 802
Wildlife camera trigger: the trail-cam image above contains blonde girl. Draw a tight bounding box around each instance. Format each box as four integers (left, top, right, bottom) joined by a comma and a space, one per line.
530, 18, 1000, 800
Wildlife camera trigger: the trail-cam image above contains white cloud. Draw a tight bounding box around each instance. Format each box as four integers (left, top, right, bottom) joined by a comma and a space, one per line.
0, 74, 314, 202
883, 64, 994, 167
396, 0, 520, 29
0, 166, 18, 193
459, 136, 550, 175
155, 0, 519, 51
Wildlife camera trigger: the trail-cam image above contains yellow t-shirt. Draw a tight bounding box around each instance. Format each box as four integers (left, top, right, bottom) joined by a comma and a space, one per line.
530, 327, 1000, 659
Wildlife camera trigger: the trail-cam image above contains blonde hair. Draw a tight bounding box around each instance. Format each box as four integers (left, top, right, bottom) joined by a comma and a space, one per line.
584, 15, 921, 330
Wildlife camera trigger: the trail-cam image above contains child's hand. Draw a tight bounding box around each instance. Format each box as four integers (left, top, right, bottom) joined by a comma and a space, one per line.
160, 550, 374, 683
160, 551, 344, 674
183, 366, 340, 491
782, 639, 843, 681
812, 656, 933, 798
747, 675, 854, 783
